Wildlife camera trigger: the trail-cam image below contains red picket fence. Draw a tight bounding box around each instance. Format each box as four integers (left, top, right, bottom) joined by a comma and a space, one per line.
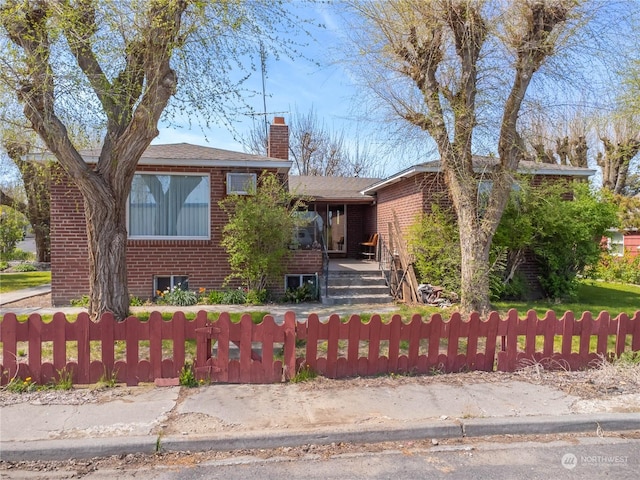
1, 309, 639, 386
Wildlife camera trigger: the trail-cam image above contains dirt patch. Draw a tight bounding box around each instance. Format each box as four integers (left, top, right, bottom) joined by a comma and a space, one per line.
291, 365, 640, 400
2, 292, 52, 308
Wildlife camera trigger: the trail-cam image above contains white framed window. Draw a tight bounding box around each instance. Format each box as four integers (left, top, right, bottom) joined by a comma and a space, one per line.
154, 275, 189, 297
128, 172, 210, 239
608, 232, 624, 256
227, 172, 257, 195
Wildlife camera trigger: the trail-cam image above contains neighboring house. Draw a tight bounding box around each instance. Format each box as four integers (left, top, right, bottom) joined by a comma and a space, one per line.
49, 119, 596, 305
606, 194, 640, 257
608, 229, 640, 257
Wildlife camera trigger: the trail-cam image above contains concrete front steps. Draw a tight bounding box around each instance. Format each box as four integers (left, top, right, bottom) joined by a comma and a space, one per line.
321, 270, 393, 305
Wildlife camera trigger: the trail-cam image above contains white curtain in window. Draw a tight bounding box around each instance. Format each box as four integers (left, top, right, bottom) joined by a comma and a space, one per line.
129, 174, 209, 237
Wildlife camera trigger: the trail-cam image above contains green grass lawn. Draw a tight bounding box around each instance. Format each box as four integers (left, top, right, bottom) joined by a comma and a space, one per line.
0, 271, 51, 294
394, 280, 640, 320
491, 281, 640, 318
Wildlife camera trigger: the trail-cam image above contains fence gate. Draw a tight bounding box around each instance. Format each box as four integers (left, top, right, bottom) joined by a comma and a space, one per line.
194, 312, 297, 383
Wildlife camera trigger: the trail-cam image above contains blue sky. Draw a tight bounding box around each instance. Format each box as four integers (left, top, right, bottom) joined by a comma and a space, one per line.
155, 2, 365, 158
1, 1, 636, 183
151, 1, 640, 181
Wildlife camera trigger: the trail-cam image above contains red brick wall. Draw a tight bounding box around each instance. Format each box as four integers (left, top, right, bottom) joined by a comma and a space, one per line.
268, 117, 289, 160
50, 164, 284, 305
266, 249, 324, 297
50, 170, 90, 305
372, 172, 586, 299
376, 173, 451, 246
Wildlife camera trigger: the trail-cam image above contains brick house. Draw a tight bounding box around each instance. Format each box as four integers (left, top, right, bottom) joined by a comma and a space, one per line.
50, 119, 597, 305
50, 118, 329, 305
608, 230, 640, 258
607, 194, 640, 258
288, 175, 379, 258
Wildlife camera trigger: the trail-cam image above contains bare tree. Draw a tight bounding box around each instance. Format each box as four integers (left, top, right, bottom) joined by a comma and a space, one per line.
525, 109, 640, 195
244, 108, 378, 177
595, 117, 640, 195
346, 0, 578, 313
525, 113, 589, 167
0, 0, 306, 320
0, 133, 51, 262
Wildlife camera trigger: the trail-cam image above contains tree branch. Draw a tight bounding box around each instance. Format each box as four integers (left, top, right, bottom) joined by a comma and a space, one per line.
1, 1, 96, 196
105, 0, 187, 189
0, 189, 27, 214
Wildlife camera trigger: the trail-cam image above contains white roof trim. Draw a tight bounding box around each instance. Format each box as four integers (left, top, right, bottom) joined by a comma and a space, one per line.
361, 162, 596, 195
361, 165, 436, 195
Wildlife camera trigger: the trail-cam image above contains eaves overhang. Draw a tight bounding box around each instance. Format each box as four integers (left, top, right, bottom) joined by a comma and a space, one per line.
361, 160, 596, 195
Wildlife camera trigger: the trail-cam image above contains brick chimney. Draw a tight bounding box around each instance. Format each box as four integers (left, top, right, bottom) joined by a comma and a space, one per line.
267, 116, 289, 160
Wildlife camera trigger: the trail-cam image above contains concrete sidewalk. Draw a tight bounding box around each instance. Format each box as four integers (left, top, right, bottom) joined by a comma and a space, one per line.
0, 284, 400, 321
1, 378, 639, 462
0, 284, 52, 307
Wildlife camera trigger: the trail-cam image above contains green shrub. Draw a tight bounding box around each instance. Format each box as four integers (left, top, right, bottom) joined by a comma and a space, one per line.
407, 205, 461, 293
157, 284, 198, 306
179, 362, 198, 388
204, 290, 225, 304
616, 351, 640, 365
129, 295, 144, 306
96, 368, 119, 389
221, 288, 246, 304
219, 172, 307, 292
5, 375, 38, 393
0, 206, 28, 259
53, 369, 73, 390
284, 283, 316, 303
493, 181, 618, 300
0, 261, 9, 271
12, 262, 37, 272
589, 251, 640, 285
246, 288, 268, 305
70, 295, 90, 307
290, 364, 317, 383
2, 249, 34, 262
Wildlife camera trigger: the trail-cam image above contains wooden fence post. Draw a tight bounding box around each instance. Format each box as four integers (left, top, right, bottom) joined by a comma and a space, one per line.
0, 313, 18, 384
284, 311, 297, 381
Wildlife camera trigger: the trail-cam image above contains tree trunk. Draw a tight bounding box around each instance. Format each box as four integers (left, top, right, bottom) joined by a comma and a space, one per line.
3, 0, 186, 321
33, 223, 50, 262
455, 192, 492, 314
459, 233, 491, 315
84, 193, 129, 321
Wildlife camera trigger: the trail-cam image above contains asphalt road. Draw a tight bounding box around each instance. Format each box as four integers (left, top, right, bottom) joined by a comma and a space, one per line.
105, 437, 640, 480
15, 236, 36, 254
3, 435, 637, 479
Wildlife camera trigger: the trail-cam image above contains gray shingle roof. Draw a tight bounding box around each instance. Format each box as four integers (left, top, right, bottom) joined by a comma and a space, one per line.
78, 143, 290, 167
420, 156, 597, 175
362, 155, 596, 194
289, 175, 380, 201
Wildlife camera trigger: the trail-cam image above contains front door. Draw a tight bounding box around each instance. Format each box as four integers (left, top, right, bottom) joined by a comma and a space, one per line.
325, 204, 346, 253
